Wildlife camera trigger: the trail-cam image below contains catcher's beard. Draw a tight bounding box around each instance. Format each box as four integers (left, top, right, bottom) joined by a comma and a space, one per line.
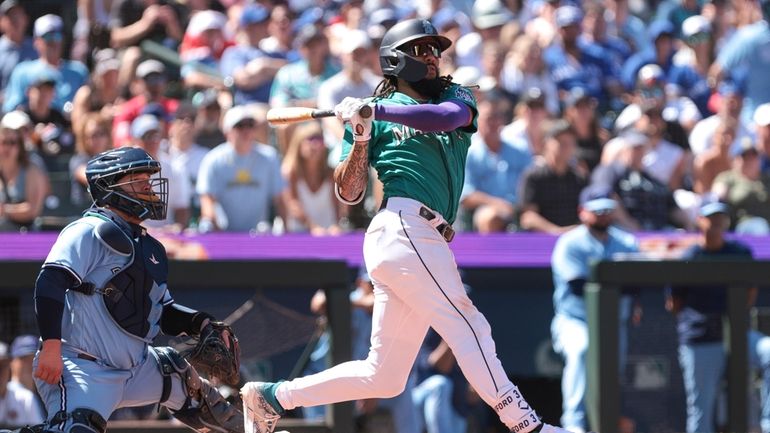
408, 75, 445, 99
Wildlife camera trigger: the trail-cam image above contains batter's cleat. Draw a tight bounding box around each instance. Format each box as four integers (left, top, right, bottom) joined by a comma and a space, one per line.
241, 381, 285, 433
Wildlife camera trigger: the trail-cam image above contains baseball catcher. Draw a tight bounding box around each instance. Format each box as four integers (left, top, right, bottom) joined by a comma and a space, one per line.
6, 148, 244, 433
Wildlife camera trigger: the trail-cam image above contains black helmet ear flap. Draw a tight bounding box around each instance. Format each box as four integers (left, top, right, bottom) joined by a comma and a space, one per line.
381, 52, 429, 82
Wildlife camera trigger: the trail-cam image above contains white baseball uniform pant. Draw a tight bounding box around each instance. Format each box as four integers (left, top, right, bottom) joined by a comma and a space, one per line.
276, 197, 538, 431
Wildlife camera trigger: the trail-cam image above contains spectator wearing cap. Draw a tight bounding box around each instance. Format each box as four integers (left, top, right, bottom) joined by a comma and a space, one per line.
711, 4, 770, 124
3, 14, 88, 114
621, 20, 710, 116
461, 91, 531, 233
196, 106, 286, 233
70, 49, 122, 136
563, 87, 609, 174
0, 0, 36, 104
615, 64, 694, 144
550, 183, 640, 433
518, 119, 587, 234
269, 25, 339, 109
130, 114, 191, 229
317, 29, 379, 159
0, 340, 44, 427
712, 138, 770, 234
654, 0, 701, 38
501, 87, 552, 157
501, 35, 560, 115
593, 129, 692, 231
674, 15, 714, 77
667, 198, 770, 433
70, 112, 112, 207
8, 335, 38, 394
20, 68, 76, 159
190, 89, 225, 149
180, 10, 234, 92
543, 5, 623, 111
112, 59, 180, 148
220, 4, 288, 106
168, 103, 210, 219
689, 79, 753, 157
455, 0, 514, 70
632, 94, 689, 191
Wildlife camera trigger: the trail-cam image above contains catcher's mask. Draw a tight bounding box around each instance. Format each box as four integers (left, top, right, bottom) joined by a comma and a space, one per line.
86, 147, 169, 221
379, 18, 452, 82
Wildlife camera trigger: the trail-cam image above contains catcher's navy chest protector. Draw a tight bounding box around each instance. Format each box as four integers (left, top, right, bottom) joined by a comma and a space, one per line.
73, 208, 168, 342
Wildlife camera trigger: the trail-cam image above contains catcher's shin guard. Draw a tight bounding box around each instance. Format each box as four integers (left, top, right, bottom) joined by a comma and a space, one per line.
154, 346, 244, 433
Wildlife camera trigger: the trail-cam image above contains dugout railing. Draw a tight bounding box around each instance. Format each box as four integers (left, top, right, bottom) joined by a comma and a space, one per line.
0, 260, 353, 433
586, 259, 770, 433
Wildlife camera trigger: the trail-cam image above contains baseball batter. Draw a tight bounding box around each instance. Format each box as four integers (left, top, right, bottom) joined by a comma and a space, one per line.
243, 19, 574, 433
17, 148, 243, 433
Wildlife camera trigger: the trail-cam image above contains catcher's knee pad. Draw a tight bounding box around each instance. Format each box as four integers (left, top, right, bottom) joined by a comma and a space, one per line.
45, 409, 106, 433
153, 346, 201, 403
154, 346, 244, 433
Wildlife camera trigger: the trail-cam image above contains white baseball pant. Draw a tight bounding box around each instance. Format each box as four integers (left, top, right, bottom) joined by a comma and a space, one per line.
276, 197, 539, 432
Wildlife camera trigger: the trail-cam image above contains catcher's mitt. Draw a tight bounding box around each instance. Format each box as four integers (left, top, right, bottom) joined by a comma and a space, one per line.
183, 321, 241, 385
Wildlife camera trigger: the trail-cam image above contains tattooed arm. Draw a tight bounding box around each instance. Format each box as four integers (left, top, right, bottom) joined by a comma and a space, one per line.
334, 141, 369, 205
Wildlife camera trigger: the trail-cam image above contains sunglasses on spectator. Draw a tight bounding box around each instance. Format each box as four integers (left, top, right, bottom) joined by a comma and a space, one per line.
41, 32, 63, 43
87, 130, 109, 139
592, 209, 615, 216
405, 42, 441, 58
0, 139, 20, 146
234, 120, 256, 129
141, 131, 162, 141
686, 32, 710, 45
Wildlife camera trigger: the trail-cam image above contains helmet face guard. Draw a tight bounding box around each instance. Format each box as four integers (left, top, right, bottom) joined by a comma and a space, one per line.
97, 173, 169, 221
86, 148, 170, 221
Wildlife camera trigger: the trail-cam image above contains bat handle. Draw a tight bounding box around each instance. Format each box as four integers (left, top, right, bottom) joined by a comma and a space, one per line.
311, 109, 335, 119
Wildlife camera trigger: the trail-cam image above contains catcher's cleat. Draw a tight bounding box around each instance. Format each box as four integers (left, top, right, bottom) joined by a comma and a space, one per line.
241, 382, 284, 433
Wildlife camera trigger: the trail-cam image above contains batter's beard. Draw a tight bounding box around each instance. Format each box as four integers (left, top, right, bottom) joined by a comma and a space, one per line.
408, 75, 445, 99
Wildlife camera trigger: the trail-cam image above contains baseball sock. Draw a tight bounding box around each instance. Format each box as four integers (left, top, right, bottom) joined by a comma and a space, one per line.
264, 381, 286, 415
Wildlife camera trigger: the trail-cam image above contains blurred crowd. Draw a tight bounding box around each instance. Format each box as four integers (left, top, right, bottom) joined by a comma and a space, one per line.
1, 0, 770, 237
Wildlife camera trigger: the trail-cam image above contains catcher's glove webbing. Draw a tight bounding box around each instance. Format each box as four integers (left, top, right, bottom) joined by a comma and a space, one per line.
183, 321, 241, 385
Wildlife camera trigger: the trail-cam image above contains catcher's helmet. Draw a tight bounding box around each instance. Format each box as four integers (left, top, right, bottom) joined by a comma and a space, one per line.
86, 147, 168, 220
379, 18, 452, 82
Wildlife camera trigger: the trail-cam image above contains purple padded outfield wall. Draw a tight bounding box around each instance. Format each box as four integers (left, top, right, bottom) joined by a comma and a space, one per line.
1, 232, 770, 267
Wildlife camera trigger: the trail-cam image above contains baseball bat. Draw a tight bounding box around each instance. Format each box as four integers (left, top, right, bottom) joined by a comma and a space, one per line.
266, 105, 372, 126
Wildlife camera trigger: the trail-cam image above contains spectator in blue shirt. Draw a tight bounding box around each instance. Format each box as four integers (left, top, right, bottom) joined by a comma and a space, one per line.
711, 1, 770, 124
0, 0, 36, 106
461, 91, 532, 233
622, 20, 711, 116
544, 5, 622, 111
220, 4, 287, 106
3, 14, 88, 114
667, 198, 770, 433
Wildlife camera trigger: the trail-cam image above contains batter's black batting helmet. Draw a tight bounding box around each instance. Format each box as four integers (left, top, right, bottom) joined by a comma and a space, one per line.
379, 18, 452, 82
86, 147, 169, 221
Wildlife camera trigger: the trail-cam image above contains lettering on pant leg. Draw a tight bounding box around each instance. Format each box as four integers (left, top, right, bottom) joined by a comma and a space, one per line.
510, 419, 530, 433
495, 395, 514, 411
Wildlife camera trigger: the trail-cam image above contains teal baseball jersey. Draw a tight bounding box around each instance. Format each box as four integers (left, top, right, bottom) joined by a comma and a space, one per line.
339, 83, 478, 224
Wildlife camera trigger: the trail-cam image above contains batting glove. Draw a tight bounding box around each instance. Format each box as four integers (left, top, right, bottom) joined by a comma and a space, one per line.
334, 97, 374, 142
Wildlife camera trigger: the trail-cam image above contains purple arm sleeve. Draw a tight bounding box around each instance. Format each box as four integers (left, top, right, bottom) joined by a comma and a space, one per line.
374, 100, 472, 132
